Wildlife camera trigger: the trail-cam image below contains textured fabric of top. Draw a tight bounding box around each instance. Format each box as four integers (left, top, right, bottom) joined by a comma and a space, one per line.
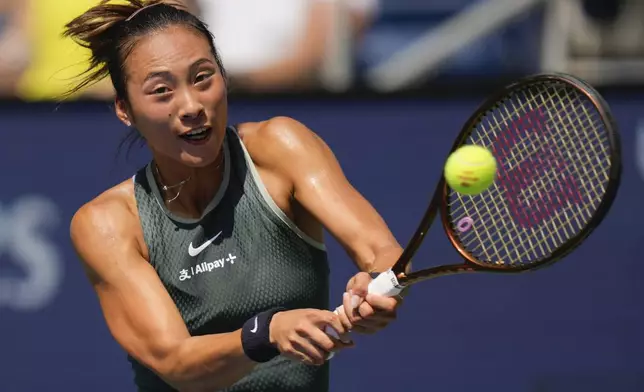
129, 127, 330, 392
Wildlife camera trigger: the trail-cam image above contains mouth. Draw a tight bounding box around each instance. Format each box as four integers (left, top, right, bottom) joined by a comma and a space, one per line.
179, 126, 213, 144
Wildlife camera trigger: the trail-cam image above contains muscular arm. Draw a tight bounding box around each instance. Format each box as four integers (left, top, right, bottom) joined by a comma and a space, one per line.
245, 117, 403, 273
70, 194, 255, 392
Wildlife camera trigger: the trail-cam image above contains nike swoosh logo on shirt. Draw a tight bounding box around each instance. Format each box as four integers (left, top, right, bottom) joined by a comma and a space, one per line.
250, 317, 259, 333
188, 231, 223, 257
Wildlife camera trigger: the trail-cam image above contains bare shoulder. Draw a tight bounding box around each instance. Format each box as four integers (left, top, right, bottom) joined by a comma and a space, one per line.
236, 116, 328, 169
70, 179, 144, 279
70, 179, 137, 239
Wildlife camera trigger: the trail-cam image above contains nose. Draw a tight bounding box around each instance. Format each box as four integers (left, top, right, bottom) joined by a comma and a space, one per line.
178, 89, 204, 121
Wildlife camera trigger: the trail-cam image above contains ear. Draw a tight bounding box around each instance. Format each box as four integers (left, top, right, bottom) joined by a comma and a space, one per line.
115, 97, 132, 127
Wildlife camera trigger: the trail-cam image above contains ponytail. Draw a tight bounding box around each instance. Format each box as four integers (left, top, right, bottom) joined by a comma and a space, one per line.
62, 0, 212, 99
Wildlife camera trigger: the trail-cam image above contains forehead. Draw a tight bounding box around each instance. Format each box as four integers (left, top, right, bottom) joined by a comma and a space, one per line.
125, 25, 214, 80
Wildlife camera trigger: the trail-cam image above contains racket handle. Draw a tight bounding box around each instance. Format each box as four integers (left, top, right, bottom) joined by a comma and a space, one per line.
325, 270, 404, 341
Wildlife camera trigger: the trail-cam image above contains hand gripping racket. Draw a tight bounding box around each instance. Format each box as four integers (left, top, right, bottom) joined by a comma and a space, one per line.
326, 73, 621, 342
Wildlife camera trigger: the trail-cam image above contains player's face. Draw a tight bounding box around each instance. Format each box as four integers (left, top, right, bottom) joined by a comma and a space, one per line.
117, 25, 228, 168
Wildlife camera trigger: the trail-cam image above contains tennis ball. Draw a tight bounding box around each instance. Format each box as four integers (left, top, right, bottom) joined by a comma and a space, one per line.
444, 145, 497, 195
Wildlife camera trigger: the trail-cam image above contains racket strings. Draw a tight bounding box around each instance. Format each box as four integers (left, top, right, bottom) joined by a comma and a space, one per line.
447, 82, 612, 267
501, 86, 608, 260
478, 87, 608, 257
498, 87, 607, 219
477, 87, 608, 261
456, 88, 604, 253
530, 84, 609, 220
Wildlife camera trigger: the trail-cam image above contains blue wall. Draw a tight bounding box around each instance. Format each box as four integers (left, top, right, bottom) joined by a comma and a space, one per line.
1, 95, 643, 391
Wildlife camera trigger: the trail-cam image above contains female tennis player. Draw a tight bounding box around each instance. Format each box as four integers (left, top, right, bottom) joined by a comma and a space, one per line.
68, 1, 403, 391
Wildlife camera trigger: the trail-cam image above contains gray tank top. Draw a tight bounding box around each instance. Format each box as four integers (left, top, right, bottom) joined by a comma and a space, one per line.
129, 127, 330, 392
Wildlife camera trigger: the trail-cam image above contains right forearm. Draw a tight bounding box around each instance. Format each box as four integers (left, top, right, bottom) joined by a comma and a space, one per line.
162, 330, 256, 391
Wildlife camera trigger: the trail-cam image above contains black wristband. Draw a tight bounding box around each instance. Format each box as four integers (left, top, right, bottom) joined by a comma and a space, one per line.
241, 307, 285, 363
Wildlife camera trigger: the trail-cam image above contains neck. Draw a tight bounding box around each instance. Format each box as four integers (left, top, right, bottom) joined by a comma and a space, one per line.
153, 149, 226, 218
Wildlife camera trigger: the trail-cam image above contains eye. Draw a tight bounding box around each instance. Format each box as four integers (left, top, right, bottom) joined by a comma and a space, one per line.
153, 86, 170, 95
195, 72, 213, 84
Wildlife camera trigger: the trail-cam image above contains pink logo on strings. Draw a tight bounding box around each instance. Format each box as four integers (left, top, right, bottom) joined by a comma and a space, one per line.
492, 108, 583, 228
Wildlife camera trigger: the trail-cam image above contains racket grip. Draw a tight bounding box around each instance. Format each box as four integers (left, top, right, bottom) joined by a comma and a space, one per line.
325, 270, 405, 341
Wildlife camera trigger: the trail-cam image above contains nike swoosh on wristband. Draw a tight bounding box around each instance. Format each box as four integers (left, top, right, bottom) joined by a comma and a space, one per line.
250, 316, 259, 333
188, 231, 223, 257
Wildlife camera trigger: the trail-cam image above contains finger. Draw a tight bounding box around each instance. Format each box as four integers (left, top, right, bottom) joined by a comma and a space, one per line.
347, 272, 372, 297
281, 343, 316, 366
308, 325, 354, 353
345, 274, 357, 292
365, 293, 399, 312
356, 301, 376, 319
332, 336, 355, 350
327, 303, 353, 343
336, 295, 354, 332
343, 290, 364, 325
292, 336, 327, 366
313, 309, 347, 329
358, 300, 397, 321
313, 310, 353, 342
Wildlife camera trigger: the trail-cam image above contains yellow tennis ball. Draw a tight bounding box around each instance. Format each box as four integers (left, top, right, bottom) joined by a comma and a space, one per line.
444, 145, 497, 195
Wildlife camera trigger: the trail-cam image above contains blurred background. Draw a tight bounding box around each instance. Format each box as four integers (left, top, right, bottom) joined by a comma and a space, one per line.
1, 0, 643, 391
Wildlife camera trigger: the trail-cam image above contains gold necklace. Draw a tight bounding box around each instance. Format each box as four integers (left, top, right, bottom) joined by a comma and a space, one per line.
154, 158, 224, 203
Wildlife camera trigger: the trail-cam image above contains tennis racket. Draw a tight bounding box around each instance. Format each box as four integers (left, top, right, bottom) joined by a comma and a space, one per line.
326, 72, 621, 341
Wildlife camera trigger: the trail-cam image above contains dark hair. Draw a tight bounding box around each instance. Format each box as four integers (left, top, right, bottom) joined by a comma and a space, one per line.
63, 0, 227, 100
63, 0, 227, 158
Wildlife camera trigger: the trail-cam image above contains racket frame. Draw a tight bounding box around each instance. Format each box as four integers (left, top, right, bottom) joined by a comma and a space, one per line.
393, 73, 622, 287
